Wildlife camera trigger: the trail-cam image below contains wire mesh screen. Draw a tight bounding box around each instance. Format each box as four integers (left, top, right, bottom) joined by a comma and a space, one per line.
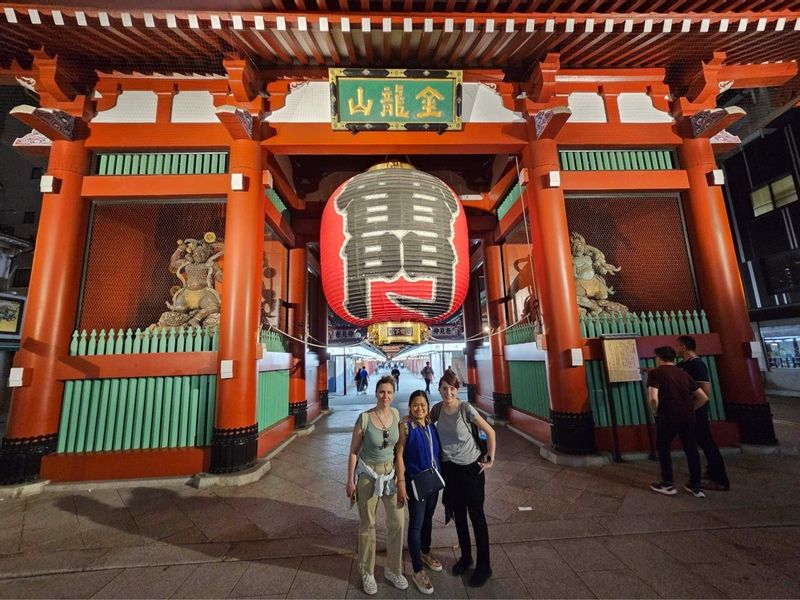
79, 200, 226, 332
565, 195, 698, 314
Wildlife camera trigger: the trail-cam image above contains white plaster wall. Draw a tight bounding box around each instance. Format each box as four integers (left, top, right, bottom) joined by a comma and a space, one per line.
171, 90, 218, 123
92, 90, 158, 123
565, 93, 607, 123
618, 92, 673, 123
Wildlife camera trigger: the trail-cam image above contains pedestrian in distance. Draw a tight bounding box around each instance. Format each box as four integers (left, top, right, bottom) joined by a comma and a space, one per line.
359, 366, 369, 395
391, 365, 401, 389
648, 346, 709, 498
421, 361, 435, 394
676, 335, 730, 491
397, 390, 444, 595
345, 375, 408, 595
430, 371, 496, 587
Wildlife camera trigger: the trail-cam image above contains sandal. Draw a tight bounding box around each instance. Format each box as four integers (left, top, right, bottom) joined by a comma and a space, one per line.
421, 553, 443, 572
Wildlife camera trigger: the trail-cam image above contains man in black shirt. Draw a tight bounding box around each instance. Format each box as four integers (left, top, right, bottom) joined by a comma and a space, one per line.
648, 346, 708, 498
676, 335, 730, 491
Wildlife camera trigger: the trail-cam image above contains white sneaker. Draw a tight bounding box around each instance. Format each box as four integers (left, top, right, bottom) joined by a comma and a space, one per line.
384, 569, 409, 590
361, 572, 377, 595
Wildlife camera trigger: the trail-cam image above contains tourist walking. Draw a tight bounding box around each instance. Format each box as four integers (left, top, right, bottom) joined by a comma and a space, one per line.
421, 361, 434, 394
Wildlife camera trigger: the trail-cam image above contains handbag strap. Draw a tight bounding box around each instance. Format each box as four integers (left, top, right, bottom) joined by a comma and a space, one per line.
423, 424, 436, 468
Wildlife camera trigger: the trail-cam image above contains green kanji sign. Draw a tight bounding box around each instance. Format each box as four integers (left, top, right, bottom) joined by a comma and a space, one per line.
329, 68, 462, 131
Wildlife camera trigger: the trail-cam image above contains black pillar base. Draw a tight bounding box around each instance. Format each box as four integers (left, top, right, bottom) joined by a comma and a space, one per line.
493, 392, 512, 420
724, 402, 779, 445
209, 424, 258, 474
550, 411, 596, 455
0, 433, 58, 485
290, 401, 308, 429
319, 390, 329, 411
466, 383, 477, 403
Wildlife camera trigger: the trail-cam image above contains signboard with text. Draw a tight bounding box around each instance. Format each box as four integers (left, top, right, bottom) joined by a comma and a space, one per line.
601, 336, 642, 383
329, 68, 462, 131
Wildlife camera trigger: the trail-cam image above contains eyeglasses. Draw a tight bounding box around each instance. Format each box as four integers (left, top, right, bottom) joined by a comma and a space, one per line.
381, 428, 389, 449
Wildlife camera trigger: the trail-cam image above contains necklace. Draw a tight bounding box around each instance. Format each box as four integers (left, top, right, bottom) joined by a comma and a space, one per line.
374, 408, 391, 430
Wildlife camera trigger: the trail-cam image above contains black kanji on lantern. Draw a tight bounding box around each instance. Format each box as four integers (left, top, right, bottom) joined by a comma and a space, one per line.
334, 168, 461, 321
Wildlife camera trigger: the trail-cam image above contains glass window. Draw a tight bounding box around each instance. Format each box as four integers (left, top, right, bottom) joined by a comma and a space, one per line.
751, 186, 773, 217
771, 175, 798, 208
751, 174, 799, 216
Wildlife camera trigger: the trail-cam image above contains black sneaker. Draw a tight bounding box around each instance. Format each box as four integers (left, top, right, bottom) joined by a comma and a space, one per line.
451, 557, 473, 576
703, 479, 730, 492
468, 568, 492, 588
650, 481, 677, 496
683, 484, 706, 498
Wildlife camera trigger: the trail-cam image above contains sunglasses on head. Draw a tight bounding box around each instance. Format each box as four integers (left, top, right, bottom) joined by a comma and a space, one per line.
381, 428, 389, 449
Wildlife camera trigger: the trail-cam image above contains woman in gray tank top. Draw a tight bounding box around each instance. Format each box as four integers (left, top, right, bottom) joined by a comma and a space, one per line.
430, 370, 496, 588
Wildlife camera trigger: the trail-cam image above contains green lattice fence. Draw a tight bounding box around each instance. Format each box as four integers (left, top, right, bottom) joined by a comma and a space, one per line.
95, 152, 228, 175
509, 360, 550, 420
506, 322, 536, 345
257, 330, 290, 431
559, 149, 676, 171
581, 311, 725, 427
56, 327, 219, 453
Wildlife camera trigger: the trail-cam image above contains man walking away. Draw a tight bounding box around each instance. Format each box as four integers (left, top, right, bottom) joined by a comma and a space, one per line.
421, 362, 434, 394
676, 335, 730, 491
647, 346, 708, 498
359, 366, 369, 395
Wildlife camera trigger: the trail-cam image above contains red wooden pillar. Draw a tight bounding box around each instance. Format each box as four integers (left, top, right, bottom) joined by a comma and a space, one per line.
288, 247, 308, 427
679, 138, 777, 445
462, 278, 480, 403
523, 141, 596, 454
484, 243, 512, 418
0, 140, 91, 484
316, 286, 329, 410
210, 139, 264, 473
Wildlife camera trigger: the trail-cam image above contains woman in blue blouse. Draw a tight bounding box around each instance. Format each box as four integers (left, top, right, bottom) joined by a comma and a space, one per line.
397, 390, 443, 595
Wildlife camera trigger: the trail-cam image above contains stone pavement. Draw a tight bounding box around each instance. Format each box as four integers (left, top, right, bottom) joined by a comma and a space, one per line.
0, 370, 799, 599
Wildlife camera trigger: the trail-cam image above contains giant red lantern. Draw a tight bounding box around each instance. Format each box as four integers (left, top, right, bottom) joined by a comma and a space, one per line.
321, 163, 469, 326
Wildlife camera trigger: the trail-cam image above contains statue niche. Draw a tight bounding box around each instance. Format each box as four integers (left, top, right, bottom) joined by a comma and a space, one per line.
570, 232, 629, 317
152, 232, 224, 329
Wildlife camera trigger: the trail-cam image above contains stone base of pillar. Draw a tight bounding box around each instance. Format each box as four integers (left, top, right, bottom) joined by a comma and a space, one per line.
492, 392, 512, 420
466, 383, 477, 403
290, 401, 308, 429
550, 411, 596, 455
319, 390, 329, 411
0, 433, 58, 485
724, 402, 778, 445
209, 424, 258, 474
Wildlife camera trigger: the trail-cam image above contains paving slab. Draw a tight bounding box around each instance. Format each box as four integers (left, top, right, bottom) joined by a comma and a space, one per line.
0, 378, 797, 599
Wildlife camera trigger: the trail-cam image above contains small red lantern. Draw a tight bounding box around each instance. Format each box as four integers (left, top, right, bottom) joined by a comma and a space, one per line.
320, 163, 469, 326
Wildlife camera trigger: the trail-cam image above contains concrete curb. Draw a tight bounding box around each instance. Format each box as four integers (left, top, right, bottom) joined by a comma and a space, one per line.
189, 459, 272, 489
0, 480, 48, 499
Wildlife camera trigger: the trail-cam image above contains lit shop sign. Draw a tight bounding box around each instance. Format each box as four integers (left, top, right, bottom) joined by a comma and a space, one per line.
329, 68, 462, 132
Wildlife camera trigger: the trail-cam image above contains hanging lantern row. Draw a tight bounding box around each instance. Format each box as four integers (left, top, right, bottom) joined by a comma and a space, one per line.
320, 163, 469, 326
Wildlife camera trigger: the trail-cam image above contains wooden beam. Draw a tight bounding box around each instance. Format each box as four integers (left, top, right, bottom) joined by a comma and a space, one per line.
560, 170, 690, 192
55, 351, 217, 380
86, 124, 232, 148
558, 123, 682, 146
81, 174, 230, 198
265, 192, 296, 247
264, 122, 528, 155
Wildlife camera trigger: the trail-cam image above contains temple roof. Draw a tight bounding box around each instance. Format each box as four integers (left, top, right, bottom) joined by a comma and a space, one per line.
1, 3, 800, 80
